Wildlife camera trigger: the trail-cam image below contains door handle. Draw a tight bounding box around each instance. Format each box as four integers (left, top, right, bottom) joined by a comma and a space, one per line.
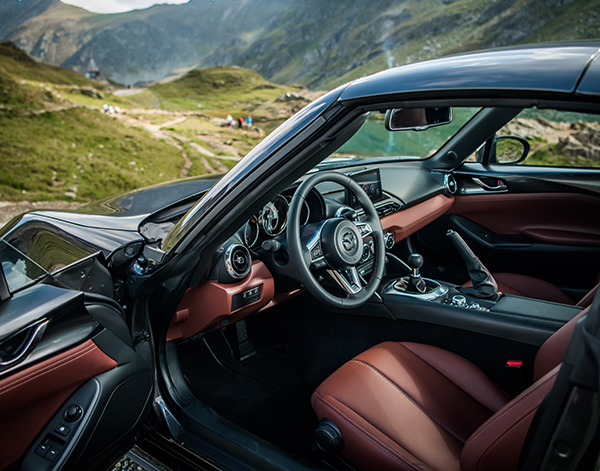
472, 177, 507, 192
0, 318, 49, 368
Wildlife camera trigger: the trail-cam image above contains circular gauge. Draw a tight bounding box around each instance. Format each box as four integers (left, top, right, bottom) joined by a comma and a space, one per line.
244, 216, 259, 248
259, 195, 288, 236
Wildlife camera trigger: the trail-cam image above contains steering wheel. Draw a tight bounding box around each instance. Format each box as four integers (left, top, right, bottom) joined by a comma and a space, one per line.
287, 171, 385, 308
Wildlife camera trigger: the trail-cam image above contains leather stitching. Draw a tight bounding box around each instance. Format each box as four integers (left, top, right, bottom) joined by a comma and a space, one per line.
0, 342, 98, 396
314, 394, 425, 471
350, 358, 466, 444
460, 369, 558, 468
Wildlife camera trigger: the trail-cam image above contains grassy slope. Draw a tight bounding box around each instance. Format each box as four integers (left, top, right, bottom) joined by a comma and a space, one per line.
0, 108, 184, 201
150, 66, 301, 115
0, 44, 292, 202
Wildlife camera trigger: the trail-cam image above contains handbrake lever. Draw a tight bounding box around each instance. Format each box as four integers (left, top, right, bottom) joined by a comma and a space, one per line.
447, 230, 500, 301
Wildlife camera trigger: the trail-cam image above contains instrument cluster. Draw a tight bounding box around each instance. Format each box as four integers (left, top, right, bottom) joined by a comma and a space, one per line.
243, 194, 310, 249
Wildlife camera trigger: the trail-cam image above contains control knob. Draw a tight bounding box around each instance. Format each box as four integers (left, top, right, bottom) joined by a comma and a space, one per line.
384, 232, 395, 250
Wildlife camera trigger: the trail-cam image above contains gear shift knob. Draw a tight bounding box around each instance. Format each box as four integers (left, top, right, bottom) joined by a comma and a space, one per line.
407, 253, 423, 273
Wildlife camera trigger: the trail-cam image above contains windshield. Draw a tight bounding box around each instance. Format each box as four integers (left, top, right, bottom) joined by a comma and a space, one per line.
328, 107, 480, 161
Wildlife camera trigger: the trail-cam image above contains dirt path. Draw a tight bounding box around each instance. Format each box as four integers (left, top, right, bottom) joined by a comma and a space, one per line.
112, 112, 227, 177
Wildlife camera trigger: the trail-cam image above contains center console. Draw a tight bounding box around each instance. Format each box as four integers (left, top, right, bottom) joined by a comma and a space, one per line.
378, 234, 583, 347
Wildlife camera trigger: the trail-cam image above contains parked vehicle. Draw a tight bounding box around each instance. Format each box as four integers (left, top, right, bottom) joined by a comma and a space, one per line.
1, 42, 600, 471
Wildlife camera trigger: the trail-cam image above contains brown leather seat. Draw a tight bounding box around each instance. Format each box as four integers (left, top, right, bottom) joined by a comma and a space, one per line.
311, 308, 587, 471
467, 273, 598, 308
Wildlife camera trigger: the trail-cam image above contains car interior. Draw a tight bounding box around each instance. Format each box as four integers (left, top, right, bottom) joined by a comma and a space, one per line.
140, 100, 600, 470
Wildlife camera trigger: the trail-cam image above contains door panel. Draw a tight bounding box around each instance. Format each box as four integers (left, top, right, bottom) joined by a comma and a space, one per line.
447, 193, 600, 241
0, 282, 152, 471
0, 339, 117, 469
412, 165, 600, 300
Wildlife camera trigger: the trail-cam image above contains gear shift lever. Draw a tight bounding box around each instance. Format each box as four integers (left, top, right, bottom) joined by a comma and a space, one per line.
447, 230, 500, 301
395, 253, 427, 293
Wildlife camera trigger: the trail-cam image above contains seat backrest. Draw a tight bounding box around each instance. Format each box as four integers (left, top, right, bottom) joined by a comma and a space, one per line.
460, 306, 589, 471
533, 307, 587, 381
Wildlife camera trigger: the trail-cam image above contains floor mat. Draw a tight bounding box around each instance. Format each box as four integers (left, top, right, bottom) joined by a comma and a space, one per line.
178, 332, 320, 462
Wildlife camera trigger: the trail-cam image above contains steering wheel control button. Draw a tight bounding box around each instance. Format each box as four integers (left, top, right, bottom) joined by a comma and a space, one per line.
310, 246, 323, 260
64, 405, 83, 423
54, 424, 70, 436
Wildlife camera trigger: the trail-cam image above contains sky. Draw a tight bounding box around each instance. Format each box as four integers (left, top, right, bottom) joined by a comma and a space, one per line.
60, 0, 190, 14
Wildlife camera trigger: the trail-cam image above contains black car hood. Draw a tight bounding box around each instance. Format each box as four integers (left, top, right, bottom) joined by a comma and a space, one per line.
0, 175, 221, 273
39, 175, 222, 231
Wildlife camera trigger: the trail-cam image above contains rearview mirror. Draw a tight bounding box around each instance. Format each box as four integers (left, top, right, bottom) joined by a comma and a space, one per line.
384, 107, 452, 131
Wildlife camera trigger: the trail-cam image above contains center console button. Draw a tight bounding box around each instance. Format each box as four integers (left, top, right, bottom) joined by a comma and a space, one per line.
451, 295, 468, 308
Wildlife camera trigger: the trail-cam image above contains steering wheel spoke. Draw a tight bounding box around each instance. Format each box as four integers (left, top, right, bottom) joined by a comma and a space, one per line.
305, 221, 327, 269
326, 267, 363, 295
355, 221, 373, 240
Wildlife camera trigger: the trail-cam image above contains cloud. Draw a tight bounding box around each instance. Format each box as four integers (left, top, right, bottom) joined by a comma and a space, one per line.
60, 0, 190, 14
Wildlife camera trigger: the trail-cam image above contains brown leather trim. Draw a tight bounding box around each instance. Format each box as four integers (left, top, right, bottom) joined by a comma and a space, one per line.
311, 341, 511, 471
447, 193, 600, 238
312, 393, 440, 471
523, 229, 600, 248
258, 289, 304, 313
534, 308, 587, 381
461, 366, 559, 471
576, 283, 598, 308
0, 339, 117, 469
167, 261, 275, 340
493, 273, 575, 305
400, 342, 510, 413
381, 194, 454, 243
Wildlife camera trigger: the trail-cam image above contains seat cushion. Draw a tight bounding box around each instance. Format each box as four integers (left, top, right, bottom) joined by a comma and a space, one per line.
311, 342, 510, 471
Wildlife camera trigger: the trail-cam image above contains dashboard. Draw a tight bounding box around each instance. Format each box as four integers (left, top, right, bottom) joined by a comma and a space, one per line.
167, 161, 457, 339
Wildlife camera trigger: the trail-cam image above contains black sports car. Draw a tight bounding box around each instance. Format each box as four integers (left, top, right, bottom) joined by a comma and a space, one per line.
1, 42, 600, 471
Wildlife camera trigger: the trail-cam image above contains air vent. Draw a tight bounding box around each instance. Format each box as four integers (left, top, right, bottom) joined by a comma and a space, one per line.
375, 202, 402, 218
444, 174, 457, 195
225, 244, 251, 279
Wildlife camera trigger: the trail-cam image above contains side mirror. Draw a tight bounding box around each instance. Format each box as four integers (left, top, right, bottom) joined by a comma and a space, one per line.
384, 107, 452, 131
491, 136, 530, 164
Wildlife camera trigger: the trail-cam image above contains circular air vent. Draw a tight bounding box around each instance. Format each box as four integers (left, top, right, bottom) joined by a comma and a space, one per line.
444, 174, 457, 195
225, 244, 251, 279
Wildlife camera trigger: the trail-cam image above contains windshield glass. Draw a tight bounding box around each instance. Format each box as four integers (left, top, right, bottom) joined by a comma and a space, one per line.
328, 107, 480, 161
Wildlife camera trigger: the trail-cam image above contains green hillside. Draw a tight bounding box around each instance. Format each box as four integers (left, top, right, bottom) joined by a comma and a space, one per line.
0, 107, 184, 201
151, 66, 301, 114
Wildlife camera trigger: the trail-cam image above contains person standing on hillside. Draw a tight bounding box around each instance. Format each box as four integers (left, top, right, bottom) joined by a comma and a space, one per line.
226, 114, 234, 129
246, 115, 252, 130
238, 117, 243, 129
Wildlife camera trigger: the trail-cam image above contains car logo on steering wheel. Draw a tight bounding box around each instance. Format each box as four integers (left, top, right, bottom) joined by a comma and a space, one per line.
342, 231, 357, 251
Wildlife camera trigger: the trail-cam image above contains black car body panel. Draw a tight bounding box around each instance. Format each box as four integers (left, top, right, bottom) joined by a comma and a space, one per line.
338, 42, 600, 101
577, 51, 600, 96
0, 175, 221, 273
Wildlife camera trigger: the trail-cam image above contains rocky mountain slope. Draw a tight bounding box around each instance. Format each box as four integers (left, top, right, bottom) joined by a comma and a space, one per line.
0, 0, 598, 88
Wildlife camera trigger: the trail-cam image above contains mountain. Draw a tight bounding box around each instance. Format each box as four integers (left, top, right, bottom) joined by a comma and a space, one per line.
0, 0, 598, 88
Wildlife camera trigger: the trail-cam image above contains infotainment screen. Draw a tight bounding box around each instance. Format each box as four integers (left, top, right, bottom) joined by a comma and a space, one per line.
346, 168, 383, 208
